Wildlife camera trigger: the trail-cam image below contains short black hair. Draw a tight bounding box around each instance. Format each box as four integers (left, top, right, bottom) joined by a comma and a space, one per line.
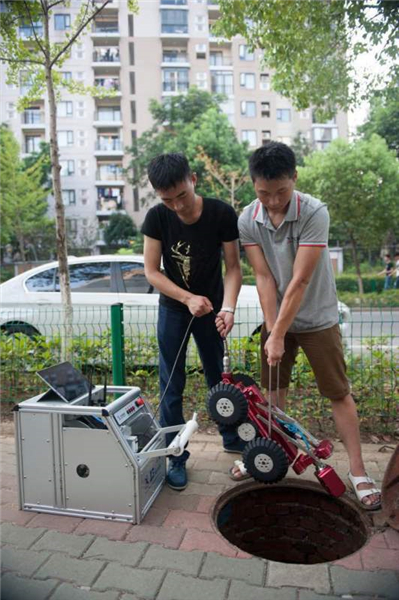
385, 254, 391, 258
147, 153, 191, 191
249, 141, 296, 181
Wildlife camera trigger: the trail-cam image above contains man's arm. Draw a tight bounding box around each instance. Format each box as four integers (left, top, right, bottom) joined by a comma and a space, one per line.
244, 244, 277, 332
215, 240, 242, 337
266, 246, 323, 364
143, 235, 213, 317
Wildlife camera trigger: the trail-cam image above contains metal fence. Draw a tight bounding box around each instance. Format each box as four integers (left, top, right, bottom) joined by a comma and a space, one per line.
1, 304, 398, 433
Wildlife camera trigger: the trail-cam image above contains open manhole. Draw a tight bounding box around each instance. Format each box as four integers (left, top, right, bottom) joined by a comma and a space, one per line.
213, 480, 371, 564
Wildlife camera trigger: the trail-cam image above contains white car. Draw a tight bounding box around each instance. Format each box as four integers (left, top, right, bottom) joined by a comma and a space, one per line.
0, 255, 350, 343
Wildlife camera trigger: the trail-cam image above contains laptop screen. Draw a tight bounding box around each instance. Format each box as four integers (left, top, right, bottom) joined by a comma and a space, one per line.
37, 362, 94, 403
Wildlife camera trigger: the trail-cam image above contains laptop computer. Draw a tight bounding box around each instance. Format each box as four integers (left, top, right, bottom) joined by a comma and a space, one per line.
37, 362, 94, 403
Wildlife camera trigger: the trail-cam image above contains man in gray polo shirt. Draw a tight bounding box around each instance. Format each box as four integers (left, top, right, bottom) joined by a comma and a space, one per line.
231, 141, 380, 510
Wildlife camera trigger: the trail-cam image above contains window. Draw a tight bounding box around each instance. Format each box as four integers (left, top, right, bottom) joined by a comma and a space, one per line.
277, 108, 291, 122
261, 102, 270, 118
97, 107, 121, 121
78, 131, 87, 148
161, 0, 187, 4
163, 49, 188, 63
56, 263, 112, 293
63, 190, 76, 205
262, 130, 271, 144
25, 136, 42, 153
130, 72, 136, 94
299, 110, 310, 119
129, 42, 135, 65
58, 101, 73, 117
239, 44, 254, 61
162, 68, 189, 92
130, 100, 136, 123
240, 73, 255, 89
20, 71, 32, 94
54, 14, 71, 30
62, 71, 72, 81
195, 44, 206, 59
195, 15, 205, 32
241, 101, 256, 117
161, 9, 188, 34
79, 160, 88, 176
65, 219, 78, 237
76, 71, 85, 82
57, 131, 74, 146
260, 73, 270, 90
120, 263, 151, 293
313, 127, 338, 150
97, 163, 123, 181
211, 71, 233, 94
77, 101, 86, 118
276, 136, 291, 145
220, 99, 235, 124
6, 102, 15, 119
196, 72, 207, 90
242, 130, 257, 146
75, 44, 85, 59
60, 160, 75, 176
128, 14, 134, 36
26, 268, 56, 292
80, 189, 88, 204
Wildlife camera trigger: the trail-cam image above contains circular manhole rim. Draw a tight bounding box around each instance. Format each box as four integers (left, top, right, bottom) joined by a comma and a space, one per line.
211, 478, 373, 563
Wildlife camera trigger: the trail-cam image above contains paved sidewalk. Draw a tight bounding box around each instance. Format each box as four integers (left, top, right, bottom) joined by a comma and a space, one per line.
1, 424, 398, 600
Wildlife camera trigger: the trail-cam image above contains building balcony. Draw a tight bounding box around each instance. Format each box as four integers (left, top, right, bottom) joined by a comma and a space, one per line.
21, 110, 45, 129
19, 26, 44, 40
94, 78, 121, 96
96, 198, 125, 217
94, 139, 124, 156
162, 82, 189, 93
160, 29, 189, 43
92, 49, 121, 70
93, 112, 122, 127
95, 170, 124, 186
93, 0, 119, 9
91, 23, 120, 41
211, 84, 234, 95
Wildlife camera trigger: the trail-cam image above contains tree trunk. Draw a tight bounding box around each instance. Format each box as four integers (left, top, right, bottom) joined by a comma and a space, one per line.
43, 9, 73, 361
349, 233, 364, 295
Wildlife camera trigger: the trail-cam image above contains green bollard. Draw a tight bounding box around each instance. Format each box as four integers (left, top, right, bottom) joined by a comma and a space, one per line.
111, 303, 126, 386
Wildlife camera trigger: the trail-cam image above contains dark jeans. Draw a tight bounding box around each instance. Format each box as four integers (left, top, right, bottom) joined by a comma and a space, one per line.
157, 304, 239, 464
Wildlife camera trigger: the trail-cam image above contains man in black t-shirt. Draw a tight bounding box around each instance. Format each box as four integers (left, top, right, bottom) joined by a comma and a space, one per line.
141, 153, 243, 490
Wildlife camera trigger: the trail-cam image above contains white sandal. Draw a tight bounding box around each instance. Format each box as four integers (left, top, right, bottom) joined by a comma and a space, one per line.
348, 472, 381, 511
228, 460, 251, 482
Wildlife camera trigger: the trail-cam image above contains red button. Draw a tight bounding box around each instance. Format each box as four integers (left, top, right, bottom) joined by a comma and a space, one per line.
136, 398, 144, 406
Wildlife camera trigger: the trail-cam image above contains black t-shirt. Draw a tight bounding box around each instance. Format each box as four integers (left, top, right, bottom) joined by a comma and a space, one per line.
386, 262, 393, 274
141, 197, 239, 312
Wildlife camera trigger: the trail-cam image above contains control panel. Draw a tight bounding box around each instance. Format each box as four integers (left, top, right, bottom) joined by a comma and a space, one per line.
114, 397, 145, 426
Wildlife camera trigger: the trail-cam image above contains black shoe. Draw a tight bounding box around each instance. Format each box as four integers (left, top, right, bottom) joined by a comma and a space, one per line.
166, 462, 188, 490
223, 439, 246, 453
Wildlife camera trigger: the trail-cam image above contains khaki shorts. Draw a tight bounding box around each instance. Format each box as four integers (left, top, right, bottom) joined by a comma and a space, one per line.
260, 323, 350, 400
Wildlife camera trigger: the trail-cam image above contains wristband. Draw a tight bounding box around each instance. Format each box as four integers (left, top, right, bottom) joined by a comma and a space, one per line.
221, 306, 235, 314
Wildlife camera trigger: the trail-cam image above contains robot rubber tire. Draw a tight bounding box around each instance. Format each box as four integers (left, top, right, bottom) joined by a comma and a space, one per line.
207, 383, 248, 426
243, 438, 289, 484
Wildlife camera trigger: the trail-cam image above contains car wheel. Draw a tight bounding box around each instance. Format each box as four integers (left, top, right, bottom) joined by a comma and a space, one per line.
237, 419, 259, 443
1, 323, 40, 339
243, 438, 289, 484
207, 383, 248, 426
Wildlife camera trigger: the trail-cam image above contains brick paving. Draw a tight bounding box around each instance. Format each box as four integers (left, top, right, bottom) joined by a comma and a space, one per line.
1, 425, 399, 600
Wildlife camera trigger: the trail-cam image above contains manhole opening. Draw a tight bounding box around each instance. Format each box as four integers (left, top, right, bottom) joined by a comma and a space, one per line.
214, 483, 370, 564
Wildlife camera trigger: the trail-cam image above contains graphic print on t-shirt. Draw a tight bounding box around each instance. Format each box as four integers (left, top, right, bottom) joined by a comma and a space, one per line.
171, 240, 191, 287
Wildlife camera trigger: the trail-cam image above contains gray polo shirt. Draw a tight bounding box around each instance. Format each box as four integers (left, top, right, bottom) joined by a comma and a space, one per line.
238, 191, 338, 332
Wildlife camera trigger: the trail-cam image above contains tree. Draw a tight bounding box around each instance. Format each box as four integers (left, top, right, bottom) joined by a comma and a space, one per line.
359, 85, 399, 156
104, 213, 137, 248
127, 87, 254, 209
214, 0, 399, 118
297, 135, 399, 294
0, 125, 54, 261
290, 132, 313, 167
0, 0, 138, 355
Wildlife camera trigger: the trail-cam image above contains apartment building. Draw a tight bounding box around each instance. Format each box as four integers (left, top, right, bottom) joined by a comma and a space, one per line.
0, 0, 348, 252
